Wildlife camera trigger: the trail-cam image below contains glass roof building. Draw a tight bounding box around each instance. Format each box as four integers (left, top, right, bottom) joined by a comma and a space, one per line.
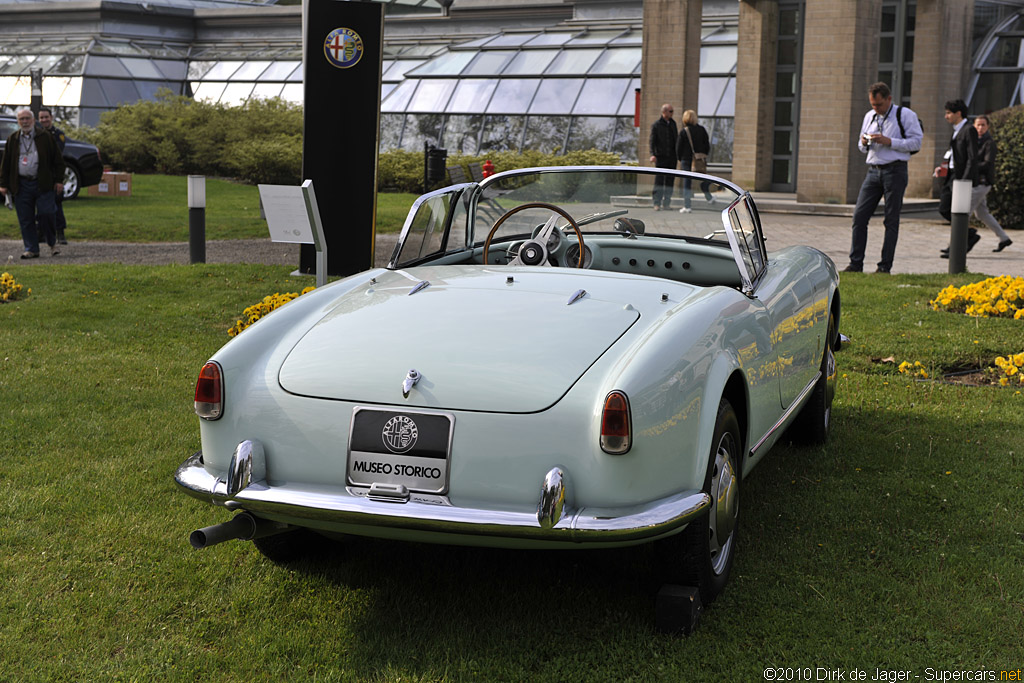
2, 0, 1023, 195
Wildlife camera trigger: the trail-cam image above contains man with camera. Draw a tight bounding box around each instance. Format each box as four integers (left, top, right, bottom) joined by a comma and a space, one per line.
844, 82, 922, 274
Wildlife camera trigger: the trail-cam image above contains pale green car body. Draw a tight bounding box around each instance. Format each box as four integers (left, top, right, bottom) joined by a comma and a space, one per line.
176, 166, 839, 598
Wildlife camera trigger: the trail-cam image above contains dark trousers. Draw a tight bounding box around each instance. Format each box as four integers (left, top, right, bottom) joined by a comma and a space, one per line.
652, 156, 676, 208
848, 161, 908, 271
13, 178, 57, 254
36, 193, 66, 239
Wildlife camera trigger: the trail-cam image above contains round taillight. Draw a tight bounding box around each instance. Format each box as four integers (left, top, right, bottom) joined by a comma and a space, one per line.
194, 361, 223, 420
600, 391, 631, 455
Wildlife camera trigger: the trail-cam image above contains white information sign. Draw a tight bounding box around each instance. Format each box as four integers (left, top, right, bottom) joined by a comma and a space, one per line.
259, 184, 316, 244
258, 180, 328, 287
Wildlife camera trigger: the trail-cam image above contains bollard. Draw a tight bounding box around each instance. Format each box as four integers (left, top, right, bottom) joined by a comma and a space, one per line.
188, 175, 206, 264
947, 179, 972, 274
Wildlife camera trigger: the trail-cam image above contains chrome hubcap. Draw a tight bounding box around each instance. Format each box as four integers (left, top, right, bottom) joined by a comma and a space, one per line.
708, 433, 738, 575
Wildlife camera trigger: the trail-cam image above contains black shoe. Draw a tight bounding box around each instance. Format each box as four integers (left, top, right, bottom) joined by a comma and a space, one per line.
966, 231, 981, 253
940, 247, 949, 255
842, 264, 863, 272
57, 232, 67, 245
875, 267, 891, 274
994, 239, 1012, 252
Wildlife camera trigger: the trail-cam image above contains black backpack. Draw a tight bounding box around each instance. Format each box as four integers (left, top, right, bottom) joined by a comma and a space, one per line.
895, 105, 921, 154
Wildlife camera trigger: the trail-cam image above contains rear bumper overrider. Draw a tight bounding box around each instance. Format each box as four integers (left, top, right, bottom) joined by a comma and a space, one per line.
175, 446, 710, 545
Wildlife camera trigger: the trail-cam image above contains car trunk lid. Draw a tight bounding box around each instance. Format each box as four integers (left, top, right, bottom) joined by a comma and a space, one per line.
277, 268, 642, 413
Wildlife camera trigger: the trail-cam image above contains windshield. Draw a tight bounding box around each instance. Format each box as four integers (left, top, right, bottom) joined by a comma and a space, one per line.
471, 166, 740, 245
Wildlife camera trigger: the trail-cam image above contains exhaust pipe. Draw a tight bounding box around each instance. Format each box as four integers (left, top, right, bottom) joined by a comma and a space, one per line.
189, 512, 286, 549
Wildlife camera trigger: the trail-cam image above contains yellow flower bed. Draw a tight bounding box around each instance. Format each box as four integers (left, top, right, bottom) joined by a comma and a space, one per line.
0, 272, 30, 302
228, 286, 315, 337
930, 275, 1024, 319
992, 353, 1024, 386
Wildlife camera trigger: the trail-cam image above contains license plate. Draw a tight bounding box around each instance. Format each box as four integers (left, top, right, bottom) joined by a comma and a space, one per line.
347, 407, 453, 494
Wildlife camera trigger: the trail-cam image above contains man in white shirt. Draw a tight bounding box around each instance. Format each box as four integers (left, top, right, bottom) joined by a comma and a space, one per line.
844, 82, 923, 274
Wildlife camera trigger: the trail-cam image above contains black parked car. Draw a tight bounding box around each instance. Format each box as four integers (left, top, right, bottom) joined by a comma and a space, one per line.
0, 114, 104, 199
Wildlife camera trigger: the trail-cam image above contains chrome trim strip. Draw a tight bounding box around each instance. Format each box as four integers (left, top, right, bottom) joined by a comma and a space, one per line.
175, 452, 710, 544
409, 280, 430, 296
748, 371, 820, 457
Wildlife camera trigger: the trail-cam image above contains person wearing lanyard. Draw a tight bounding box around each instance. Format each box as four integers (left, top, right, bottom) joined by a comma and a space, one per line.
843, 82, 922, 274
0, 107, 64, 259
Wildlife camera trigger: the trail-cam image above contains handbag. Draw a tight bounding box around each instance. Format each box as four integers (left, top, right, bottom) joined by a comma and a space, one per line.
683, 126, 708, 173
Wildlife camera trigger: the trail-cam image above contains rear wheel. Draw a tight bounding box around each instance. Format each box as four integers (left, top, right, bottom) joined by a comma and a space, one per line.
63, 163, 82, 199
252, 527, 319, 564
657, 398, 741, 605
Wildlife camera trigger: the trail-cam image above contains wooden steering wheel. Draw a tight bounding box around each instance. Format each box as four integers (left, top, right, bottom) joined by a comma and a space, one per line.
482, 202, 586, 268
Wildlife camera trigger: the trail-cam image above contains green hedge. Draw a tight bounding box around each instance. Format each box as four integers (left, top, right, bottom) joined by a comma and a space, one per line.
72, 91, 303, 185
71, 93, 623, 189
986, 104, 1024, 231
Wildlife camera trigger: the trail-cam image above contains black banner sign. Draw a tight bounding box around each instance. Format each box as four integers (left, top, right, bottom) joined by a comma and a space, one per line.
301, 0, 384, 276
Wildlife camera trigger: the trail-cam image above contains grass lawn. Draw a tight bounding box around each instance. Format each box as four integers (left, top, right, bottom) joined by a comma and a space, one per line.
0, 266, 1021, 680
0, 174, 417, 242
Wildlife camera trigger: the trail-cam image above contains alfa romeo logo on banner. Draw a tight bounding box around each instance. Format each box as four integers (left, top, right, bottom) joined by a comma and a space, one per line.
324, 27, 364, 69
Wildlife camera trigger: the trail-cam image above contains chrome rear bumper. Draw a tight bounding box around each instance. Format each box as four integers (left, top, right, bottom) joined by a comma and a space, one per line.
175, 451, 710, 545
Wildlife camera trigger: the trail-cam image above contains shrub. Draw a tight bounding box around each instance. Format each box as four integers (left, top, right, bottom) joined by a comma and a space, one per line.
224, 134, 303, 185
71, 92, 622, 189
986, 104, 1024, 231
72, 91, 303, 185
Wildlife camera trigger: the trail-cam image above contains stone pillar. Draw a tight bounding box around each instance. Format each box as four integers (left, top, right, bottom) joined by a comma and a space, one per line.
909, 0, 975, 198
733, 0, 778, 191
638, 0, 703, 165
795, 1, 881, 204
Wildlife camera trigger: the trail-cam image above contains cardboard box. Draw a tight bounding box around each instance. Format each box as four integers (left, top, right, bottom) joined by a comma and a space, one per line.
88, 172, 118, 197
115, 173, 132, 197
87, 172, 132, 197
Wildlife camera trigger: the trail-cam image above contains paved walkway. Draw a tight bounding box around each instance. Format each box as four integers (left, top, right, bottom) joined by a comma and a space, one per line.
2, 209, 1020, 277
757, 210, 1020, 276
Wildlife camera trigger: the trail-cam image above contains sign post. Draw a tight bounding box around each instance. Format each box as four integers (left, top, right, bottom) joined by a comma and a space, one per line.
947, 179, 972, 274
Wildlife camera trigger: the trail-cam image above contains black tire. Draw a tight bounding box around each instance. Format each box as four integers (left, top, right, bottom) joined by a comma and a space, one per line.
63, 163, 82, 199
252, 527, 320, 564
788, 310, 837, 445
657, 398, 741, 605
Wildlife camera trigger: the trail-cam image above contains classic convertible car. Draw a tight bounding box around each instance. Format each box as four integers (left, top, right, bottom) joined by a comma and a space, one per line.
176, 166, 839, 623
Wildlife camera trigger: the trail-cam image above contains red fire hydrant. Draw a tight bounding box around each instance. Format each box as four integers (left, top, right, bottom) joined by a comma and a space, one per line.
482, 159, 495, 178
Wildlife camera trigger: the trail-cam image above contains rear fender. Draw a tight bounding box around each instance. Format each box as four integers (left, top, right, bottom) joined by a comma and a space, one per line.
691, 349, 744, 487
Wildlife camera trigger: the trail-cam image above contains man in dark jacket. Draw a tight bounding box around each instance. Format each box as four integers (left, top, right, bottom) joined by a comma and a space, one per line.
648, 103, 678, 210
937, 99, 980, 255
37, 107, 68, 245
0, 107, 64, 258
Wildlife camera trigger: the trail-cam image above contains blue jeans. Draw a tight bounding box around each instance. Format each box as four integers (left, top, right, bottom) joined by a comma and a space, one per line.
13, 178, 56, 254
680, 157, 713, 209
848, 161, 908, 271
